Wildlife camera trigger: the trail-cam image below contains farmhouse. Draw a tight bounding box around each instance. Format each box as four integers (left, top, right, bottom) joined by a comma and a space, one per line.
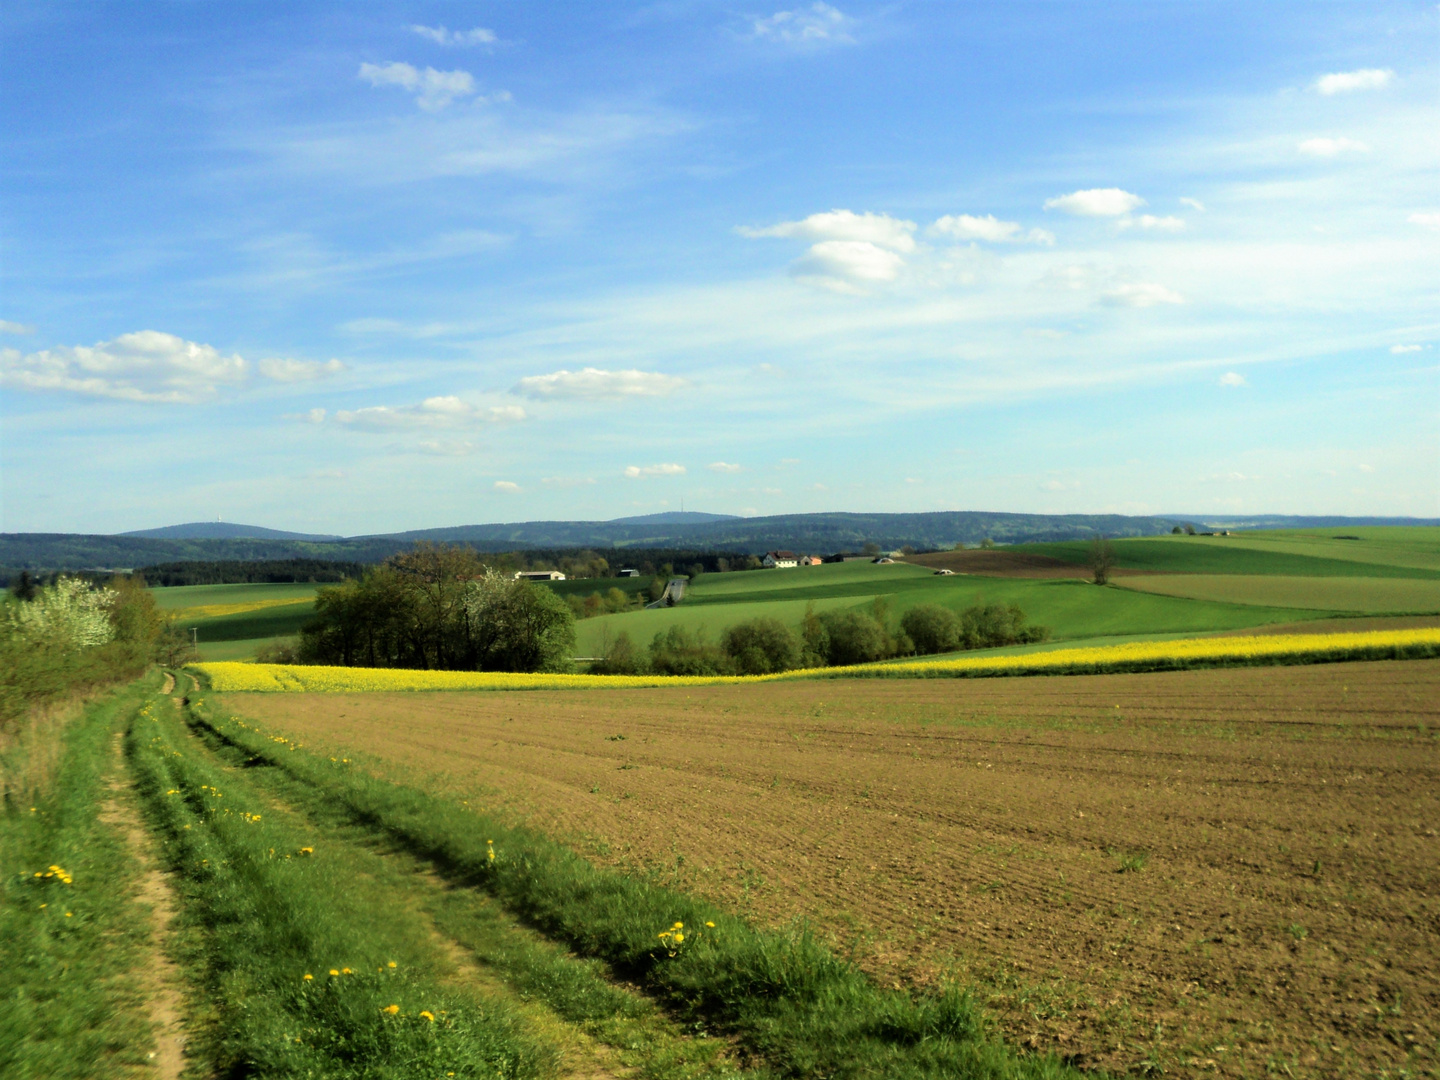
617, 569, 640, 577
762, 550, 799, 568
514, 570, 566, 581
800, 555, 823, 566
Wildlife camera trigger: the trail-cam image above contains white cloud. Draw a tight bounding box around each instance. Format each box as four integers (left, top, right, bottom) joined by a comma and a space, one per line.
410, 24, 497, 47
928, 214, 1053, 244
1099, 283, 1184, 308
304, 407, 326, 423
1407, 213, 1440, 229
1298, 137, 1369, 157
1358, 463, 1375, 473
258, 357, 345, 382
1179, 197, 1206, 212
416, 439, 477, 456
791, 240, 905, 290
0, 330, 247, 403
540, 476, 595, 488
1390, 344, 1422, 354
512, 367, 688, 400
358, 62, 482, 111
1044, 188, 1145, 217
0, 319, 35, 334
752, 3, 855, 46
739, 209, 916, 252
1314, 68, 1393, 95
333, 395, 525, 430
707, 461, 743, 473
493, 480, 521, 492
624, 463, 686, 478
1219, 371, 1247, 387
1118, 214, 1186, 232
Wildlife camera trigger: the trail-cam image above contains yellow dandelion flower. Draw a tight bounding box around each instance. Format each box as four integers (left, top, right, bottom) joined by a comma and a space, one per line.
387, 961, 397, 968
419, 1010, 435, 1022
706, 921, 715, 928
329, 969, 340, 977
382, 1004, 400, 1015
341, 967, 353, 975
302, 974, 313, 981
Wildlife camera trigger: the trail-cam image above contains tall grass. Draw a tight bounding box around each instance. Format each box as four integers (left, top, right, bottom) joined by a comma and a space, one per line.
187, 696, 1085, 1079
126, 690, 551, 1079
0, 675, 160, 1079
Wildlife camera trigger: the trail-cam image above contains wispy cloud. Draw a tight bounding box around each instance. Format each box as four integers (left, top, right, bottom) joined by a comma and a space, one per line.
929, 214, 1053, 244
1179, 197, 1206, 212
258, 357, 345, 382
358, 62, 492, 111
1219, 371, 1247, 387
1389, 344, 1422, 354
512, 367, 689, 400
410, 25, 498, 47
624, 463, 686, 478
1313, 68, 1393, 95
738, 210, 916, 251
493, 480, 521, 492
739, 210, 916, 291
333, 396, 525, 431
1099, 282, 1184, 308
0, 331, 246, 403
1298, 136, 1369, 157
1044, 188, 1145, 217
1117, 214, 1185, 232
1407, 213, 1440, 229
751, 3, 855, 47
0, 319, 35, 334
707, 461, 743, 473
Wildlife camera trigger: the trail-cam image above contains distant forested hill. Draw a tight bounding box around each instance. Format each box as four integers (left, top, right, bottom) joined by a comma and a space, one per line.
7, 510, 1434, 576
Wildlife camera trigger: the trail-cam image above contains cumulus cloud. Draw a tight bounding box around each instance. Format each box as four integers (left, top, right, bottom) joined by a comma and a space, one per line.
928, 214, 1053, 244
707, 462, 743, 473
0, 330, 247, 403
790, 240, 905, 290
752, 3, 855, 46
1298, 137, 1369, 157
493, 480, 521, 492
1099, 283, 1184, 308
258, 357, 345, 382
1408, 212, 1440, 229
1314, 68, 1393, 95
333, 395, 525, 431
624, 463, 686, 478
512, 367, 688, 400
739, 211, 921, 291
1219, 372, 1247, 387
1390, 344, 1422, 354
1044, 188, 1145, 217
410, 24, 497, 46
416, 439, 477, 456
1118, 214, 1186, 232
358, 62, 484, 110
1179, 197, 1206, 212
738, 210, 916, 252
0, 319, 35, 334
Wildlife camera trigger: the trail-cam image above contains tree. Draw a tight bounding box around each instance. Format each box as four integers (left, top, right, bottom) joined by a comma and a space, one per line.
1089, 536, 1116, 585
647, 626, 730, 675
980, 537, 996, 550
816, 610, 889, 666
1171, 525, 1184, 535
900, 545, 916, 556
465, 570, 576, 673
862, 541, 881, 556
901, 604, 961, 655
389, 543, 487, 669
721, 617, 801, 674
9, 571, 37, 602
959, 603, 1046, 649
590, 630, 646, 675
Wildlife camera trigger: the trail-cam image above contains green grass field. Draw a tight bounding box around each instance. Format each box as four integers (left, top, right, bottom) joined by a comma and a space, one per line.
1114, 574, 1440, 612
161, 528, 1440, 661
1028, 529, 1440, 578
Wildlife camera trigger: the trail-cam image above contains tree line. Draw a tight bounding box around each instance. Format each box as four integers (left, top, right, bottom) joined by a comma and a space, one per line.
287, 545, 575, 672
592, 599, 1048, 676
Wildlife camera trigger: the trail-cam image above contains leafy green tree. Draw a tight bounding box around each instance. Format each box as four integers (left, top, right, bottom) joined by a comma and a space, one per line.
465, 570, 576, 673
647, 626, 731, 675
816, 610, 889, 666
590, 630, 646, 675
1089, 536, 1116, 585
721, 617, 801, 674
901, 604, 961, 655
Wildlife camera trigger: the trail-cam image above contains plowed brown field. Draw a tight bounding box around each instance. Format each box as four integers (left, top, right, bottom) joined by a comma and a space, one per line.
220, 658, 1440, 1078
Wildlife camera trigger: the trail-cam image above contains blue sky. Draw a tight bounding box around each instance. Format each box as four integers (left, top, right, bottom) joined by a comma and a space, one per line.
2, 1, 1436, 534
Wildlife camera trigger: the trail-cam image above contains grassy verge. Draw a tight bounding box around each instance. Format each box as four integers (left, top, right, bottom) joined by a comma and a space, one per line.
184, 693, 1085, 1080
0, 674, 160, 1079
126, 688, 552, 1079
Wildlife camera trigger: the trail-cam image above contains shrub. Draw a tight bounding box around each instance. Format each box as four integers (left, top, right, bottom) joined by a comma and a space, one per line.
589, 631, 646, 675
901, 604, 961, 655
647, 626, 731, 675
816, 610, 890, 666
959, 603, 1049, 649
721, 617, 801, 675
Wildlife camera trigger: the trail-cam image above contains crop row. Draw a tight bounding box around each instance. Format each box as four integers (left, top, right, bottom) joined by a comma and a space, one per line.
192, 627, 1440, 693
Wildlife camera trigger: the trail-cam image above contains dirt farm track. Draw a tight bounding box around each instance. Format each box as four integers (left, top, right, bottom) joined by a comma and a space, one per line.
221, 658, 1440, 1078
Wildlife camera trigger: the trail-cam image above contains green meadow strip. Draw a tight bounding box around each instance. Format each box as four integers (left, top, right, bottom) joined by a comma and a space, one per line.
126, 690, 551, 1079
0, 676, 159, 1080
187, 695, 1087, 1080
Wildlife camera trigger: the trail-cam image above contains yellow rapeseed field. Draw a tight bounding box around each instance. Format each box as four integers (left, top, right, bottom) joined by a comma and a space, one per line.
176, 598, 314, 620
192, 626, 1440, 693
